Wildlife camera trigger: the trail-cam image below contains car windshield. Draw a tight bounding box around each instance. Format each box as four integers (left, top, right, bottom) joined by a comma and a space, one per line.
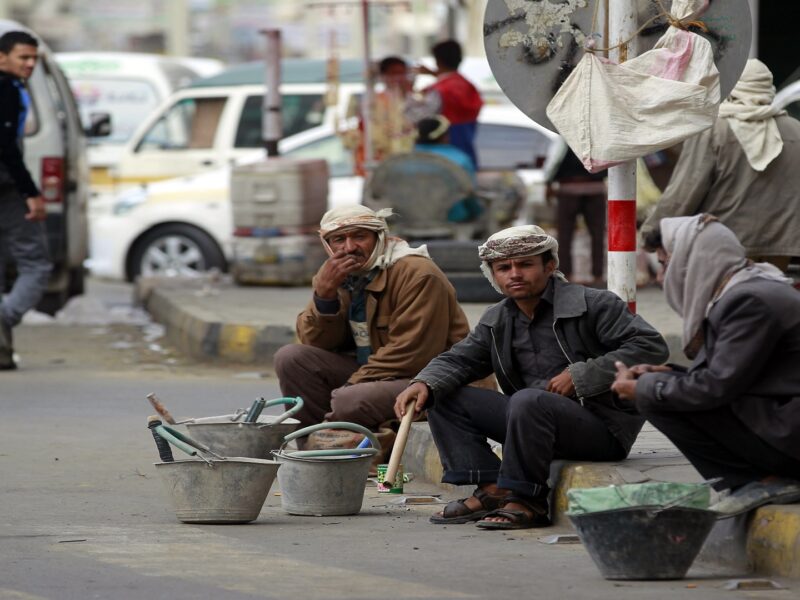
69, 77, 160, 145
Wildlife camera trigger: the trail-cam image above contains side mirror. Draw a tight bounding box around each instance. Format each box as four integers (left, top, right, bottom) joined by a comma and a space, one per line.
86, 112, 112, 137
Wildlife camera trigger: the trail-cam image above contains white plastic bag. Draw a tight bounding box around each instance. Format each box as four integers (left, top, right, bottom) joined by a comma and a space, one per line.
546, 0, 720, 173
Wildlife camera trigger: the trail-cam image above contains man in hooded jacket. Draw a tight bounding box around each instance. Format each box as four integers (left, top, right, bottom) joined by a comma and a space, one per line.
641, 59, 800, 271
614, 215, 800, 516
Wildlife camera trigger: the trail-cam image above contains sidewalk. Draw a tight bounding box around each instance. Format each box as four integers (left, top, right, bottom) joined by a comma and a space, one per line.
135, 274, 799, 579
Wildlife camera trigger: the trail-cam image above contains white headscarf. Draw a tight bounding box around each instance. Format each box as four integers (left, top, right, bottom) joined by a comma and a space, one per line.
319, 205, 430, 272
660, 214, 791, 358
717, 59, 785, 171
477, 225, 566, 293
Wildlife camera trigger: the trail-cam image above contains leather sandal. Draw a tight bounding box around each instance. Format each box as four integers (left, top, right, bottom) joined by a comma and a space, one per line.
429, 487, 507, 524
475, 495, 551, 530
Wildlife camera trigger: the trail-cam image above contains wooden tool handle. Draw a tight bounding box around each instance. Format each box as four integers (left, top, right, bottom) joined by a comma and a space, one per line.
384, 400, 415, 485
146, 392, 176, 425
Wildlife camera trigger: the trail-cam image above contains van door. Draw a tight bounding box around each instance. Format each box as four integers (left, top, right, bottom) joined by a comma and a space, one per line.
112, 92, 234, 188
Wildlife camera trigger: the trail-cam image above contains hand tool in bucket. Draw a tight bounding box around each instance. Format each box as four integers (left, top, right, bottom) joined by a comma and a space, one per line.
273, 422, 380, 516
377, 399, 415, 492
154, 423, 226, 465
146, 392, 195, 425
185, 397, 304, 459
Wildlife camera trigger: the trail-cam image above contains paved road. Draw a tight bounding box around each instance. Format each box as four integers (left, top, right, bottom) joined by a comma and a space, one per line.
0, 279, 781, 599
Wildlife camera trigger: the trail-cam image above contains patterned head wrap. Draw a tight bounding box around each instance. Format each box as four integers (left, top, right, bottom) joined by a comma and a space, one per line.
319, 205, 429, 271
478, 225, 566, 293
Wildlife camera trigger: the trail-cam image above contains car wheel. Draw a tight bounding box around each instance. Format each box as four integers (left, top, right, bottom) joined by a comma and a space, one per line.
128, 224, 227, 280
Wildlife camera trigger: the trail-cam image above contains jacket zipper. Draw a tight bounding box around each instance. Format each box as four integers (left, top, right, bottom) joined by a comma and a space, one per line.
490, 327, 519, 393
552, 318, 584, 406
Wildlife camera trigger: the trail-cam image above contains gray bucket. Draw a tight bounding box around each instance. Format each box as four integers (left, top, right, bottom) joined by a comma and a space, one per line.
155, 457, 280, 524
184, 397, 303, 459
273, 422, 381, 517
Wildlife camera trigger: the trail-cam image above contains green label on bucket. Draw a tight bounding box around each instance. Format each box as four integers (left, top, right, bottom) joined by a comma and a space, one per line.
377, 464, 403, 493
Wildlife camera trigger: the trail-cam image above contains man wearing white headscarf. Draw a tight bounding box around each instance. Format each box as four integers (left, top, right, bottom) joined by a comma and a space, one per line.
641, 59, 800, 271
614, 215, 800, 517
395, 225, 668, 530
274, 205, 470, 446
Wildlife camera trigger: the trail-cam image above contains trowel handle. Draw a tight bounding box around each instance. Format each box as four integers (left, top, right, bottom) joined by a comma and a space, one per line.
158, 424, 223, 458
384, 401, 415, 487
286, 448, 380, 458
263, 396, 304, 426
283, 421, 380, 452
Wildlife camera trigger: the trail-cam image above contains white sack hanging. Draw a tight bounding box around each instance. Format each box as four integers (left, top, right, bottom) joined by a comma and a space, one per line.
546, 0, 720, 173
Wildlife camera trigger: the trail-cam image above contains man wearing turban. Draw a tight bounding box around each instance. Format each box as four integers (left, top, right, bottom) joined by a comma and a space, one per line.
395, 225, 668, 529
641, 59, 800, 271
614, 215, 800, 517
274, 205, 470, 452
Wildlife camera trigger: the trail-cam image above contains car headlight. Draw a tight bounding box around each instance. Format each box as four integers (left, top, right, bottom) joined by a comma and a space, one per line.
112, 187, 149, 215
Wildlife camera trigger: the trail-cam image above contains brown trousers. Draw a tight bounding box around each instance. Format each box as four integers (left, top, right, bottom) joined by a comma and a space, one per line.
273, 344, 410, 430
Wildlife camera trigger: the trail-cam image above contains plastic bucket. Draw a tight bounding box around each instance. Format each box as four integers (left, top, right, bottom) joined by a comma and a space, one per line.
184, 398, 303, 459
272, 422, 380, 516
568, 506, 717, 580
155, 457, 280, 524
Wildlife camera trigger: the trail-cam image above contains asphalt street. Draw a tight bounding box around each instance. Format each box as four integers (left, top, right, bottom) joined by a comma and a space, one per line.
0, 279, 792, 599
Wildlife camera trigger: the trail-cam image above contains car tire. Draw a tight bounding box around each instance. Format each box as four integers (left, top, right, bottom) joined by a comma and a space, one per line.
127, 224, 227, 281
446, 272, 503, 303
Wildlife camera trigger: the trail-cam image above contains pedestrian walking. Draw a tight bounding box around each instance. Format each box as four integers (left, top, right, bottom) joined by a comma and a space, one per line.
0, 31, 52, 370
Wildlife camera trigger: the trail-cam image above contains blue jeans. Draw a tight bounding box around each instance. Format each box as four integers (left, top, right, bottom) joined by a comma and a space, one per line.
0, 192, 52, 327
427, 386, 626, 498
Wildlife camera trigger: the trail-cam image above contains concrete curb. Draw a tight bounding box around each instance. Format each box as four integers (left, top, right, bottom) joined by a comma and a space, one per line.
404, 422, 800, 579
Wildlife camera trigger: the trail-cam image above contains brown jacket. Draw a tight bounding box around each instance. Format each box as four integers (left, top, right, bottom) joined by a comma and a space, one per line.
296, 255, 470, 384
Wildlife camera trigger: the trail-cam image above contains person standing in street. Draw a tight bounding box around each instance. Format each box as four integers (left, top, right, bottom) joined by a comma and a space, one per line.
394, 225, 668, 529
613, 215, 800, 517
418, 40, 483, 170
0, 31, 52, 370
641, 59, 800, 271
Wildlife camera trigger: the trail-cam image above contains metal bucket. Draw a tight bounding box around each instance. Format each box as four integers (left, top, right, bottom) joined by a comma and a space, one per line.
273, 422, 380, 517
569, 506, 718, 580
185, 397, 303, 459
155, 457, 280, 524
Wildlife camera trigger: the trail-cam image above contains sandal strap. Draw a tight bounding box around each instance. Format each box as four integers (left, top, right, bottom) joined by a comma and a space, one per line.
502, 494, 548, 516
473, 487, 507, 511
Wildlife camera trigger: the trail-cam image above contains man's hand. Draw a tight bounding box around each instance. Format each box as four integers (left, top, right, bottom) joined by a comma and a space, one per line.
25, 196, 47, 222
394, 382, 429, 420
314, 251, 363, 299
547, 369, 575, 397
611, 361, 673, 402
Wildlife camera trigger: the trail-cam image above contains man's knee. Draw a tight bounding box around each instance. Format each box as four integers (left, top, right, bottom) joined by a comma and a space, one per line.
274, 344, 311, 379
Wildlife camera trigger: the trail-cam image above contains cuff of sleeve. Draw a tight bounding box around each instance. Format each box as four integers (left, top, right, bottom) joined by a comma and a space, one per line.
313, 294, 340, 315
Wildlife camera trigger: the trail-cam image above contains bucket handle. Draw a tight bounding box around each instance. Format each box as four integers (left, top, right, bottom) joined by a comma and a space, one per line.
258, 396, 304, 427
281, 421, 381, 458
155, 424, 226, 465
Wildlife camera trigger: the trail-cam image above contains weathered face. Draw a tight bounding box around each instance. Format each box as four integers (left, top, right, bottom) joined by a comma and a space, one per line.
326, 228, 379, 269
381, 62, 412, 91
0, 43, 38, 80
490, 254, 555, 300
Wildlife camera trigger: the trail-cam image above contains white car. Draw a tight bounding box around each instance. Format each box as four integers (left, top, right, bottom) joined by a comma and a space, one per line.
86, 104, 565, 281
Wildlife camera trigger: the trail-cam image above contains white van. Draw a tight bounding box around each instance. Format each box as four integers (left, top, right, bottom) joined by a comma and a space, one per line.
1, 20, 90, 313
55, 52, 223, 187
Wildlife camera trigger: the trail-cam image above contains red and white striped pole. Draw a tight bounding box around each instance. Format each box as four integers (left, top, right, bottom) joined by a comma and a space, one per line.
607, 0, 639, 313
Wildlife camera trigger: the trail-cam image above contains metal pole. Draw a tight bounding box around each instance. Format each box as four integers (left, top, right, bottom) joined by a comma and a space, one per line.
361, 0, 375, 171
261, 29, 282, 157
606, 0, 639, 312
748, 0, 759, 58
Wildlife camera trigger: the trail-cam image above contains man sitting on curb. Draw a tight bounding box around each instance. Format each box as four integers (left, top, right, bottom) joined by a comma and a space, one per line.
274, 205, 470, 459
612, 214, 800, 517
394, 225, 669, 530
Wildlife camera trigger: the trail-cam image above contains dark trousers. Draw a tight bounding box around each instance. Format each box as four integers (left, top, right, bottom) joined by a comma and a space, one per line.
557, 193, 606, 279
427, 386, 626, 498
639, 404, 800, 491
274, 343, 408, 430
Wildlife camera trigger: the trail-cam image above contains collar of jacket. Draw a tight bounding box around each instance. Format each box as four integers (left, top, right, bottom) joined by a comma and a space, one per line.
481, 278, 587, 326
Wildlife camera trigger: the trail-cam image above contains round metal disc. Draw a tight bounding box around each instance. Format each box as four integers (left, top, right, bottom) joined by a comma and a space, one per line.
484, 0, 752, 131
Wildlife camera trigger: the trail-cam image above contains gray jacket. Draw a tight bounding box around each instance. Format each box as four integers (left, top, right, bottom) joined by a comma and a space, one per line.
415, 278, 670, 452
637, 279, 800, 462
